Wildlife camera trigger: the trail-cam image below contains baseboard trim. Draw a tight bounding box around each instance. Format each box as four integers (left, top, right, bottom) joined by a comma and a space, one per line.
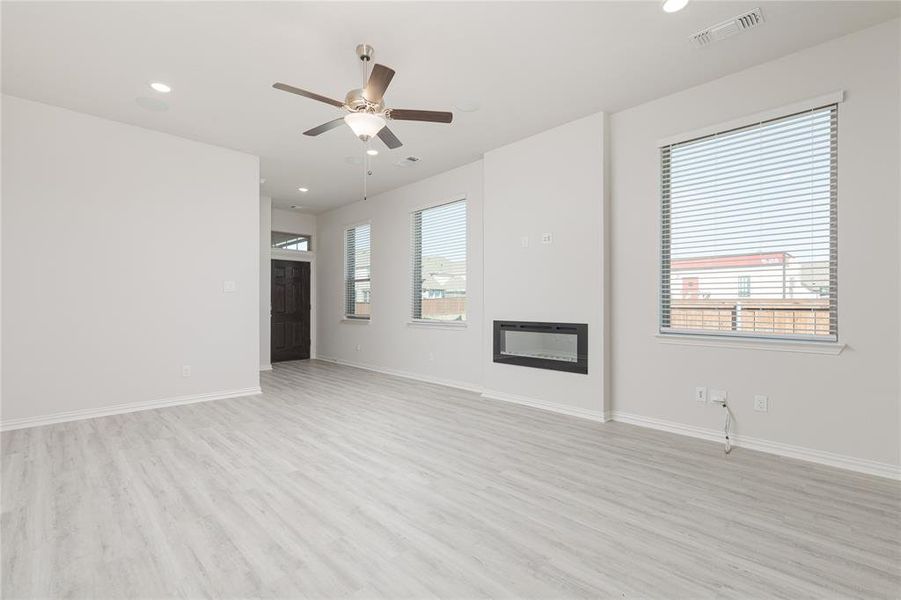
481, 390, 608, 423
286, 358, 898, 480
315, 356, 484, 394
260, 364, 273, 371
0, 386, 263, 432
611, 411, 901, 480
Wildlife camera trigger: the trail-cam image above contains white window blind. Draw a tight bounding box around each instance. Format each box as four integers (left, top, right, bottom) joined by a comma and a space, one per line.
411, 199, 467, 322
344, 223, 371, 319
660, 104, 838, 341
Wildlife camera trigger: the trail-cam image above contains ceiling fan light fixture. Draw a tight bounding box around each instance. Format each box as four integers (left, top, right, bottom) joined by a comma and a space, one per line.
344, 112, 386, 140
662, 0, 689, 12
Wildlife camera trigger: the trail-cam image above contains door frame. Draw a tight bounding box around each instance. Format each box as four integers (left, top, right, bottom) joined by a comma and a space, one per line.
263, 250, 316, 368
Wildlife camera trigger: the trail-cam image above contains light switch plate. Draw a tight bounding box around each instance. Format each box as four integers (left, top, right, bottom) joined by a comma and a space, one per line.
695, 386, 708, 402
520, 236, 529, 248
541, 233, 552, 244
223, 280, 237, 293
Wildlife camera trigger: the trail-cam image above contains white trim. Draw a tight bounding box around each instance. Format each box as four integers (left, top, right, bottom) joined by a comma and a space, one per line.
316, 356, 483, 394
481, 390, 608, 423
271, 248, 314, 262
310, 361, 895, 479
341, 317, 370, 324
409, 193, 467, 215
260, 364, 273, 371
656, 90, 845, 147
407, 320, 467, 329
655, 333, 845, 355
0, 386, 263, 432
611, 411, 900, 481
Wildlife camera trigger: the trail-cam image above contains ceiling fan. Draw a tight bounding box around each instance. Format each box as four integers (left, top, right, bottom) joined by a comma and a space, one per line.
273, 44, 453, 150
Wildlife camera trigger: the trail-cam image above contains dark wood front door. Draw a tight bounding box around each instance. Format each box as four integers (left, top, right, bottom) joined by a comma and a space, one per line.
271, 259, 311, 363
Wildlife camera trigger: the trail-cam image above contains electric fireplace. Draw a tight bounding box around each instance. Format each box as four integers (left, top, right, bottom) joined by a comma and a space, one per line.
493, 321, 588, 374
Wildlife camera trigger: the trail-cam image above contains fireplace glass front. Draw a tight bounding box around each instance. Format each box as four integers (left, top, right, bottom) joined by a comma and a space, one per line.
493, 321, 588, 374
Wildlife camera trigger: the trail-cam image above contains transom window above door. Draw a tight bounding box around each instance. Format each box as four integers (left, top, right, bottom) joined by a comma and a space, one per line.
272, 231, 311, 252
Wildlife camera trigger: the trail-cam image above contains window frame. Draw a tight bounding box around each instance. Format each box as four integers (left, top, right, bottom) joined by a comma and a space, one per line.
410, 196, 468, 326
343, 221, 371, 321
658, 97, 841, 345
271, 231, 312, 253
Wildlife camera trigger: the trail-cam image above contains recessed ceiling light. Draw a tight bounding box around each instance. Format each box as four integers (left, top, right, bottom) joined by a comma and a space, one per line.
297, 187, 309, 192
366, 149, 379, 156
149, 82, 172, 93
662, 0, 689, 13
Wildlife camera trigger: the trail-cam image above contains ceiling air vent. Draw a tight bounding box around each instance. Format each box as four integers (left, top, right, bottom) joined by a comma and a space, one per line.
690, 8, 765, 48
396, 155, 422, 167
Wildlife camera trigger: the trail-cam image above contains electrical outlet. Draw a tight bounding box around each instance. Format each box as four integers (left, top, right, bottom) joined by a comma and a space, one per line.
520, 236, 529, 248
754, 395, 769, 412
710, 389, 728, 404
223, 280, 236, 293
428, 352, 435, 361
695, 386, 708, 402
541, 232, 553, 244
182, 365, 192, 377
355, 344, 361, 352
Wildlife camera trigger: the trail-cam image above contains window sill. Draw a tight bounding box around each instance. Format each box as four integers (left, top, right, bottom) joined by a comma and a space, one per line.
341, 318, 370, 324
655, 333, 845, 355
407, 320, 467, 330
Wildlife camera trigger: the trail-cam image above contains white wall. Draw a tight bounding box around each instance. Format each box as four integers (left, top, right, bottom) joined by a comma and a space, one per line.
1, 95, 260, 425
260, 195, 272, 369
271, 208, 316, 248
483, 113, 607, 417
316, 161, 484, 389
609, 21, 900, 467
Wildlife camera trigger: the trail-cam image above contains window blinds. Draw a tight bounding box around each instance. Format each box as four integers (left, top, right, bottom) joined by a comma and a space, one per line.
344, 223, 371, 319
660, 104, 838, 341
411, 199, 467, 322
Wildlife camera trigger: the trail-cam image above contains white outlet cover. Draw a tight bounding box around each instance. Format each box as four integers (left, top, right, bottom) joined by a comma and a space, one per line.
541, 233, 552, 244
754, 395, 769, 412
182, 365, 192, 377
520, 236, 529, 248
710, 389, 728, 403
223, 280, 237, 293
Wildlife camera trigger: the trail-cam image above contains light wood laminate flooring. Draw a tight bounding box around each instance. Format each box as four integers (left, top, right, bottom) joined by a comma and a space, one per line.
2, 360, 899, 599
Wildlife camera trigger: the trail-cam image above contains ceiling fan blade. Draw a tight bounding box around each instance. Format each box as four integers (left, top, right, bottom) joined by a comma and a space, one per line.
363, 64, 395, 103
377, 126, 403, 149
388, 109, 453, 124
273, 82, 344, 108
303, 118, 346, 137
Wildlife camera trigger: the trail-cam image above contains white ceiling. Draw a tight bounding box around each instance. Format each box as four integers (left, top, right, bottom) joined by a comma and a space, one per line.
3, 1, 897, 212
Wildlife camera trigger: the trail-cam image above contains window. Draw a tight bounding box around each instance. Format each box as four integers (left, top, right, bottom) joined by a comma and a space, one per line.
411, 199, 467, 322
660, 105, 837, 341
272, 231, 311, 252
344, 223, 371, 319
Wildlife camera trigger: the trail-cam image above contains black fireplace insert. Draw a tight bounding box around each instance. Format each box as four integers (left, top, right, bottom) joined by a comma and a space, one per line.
493, 320, 588, 374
